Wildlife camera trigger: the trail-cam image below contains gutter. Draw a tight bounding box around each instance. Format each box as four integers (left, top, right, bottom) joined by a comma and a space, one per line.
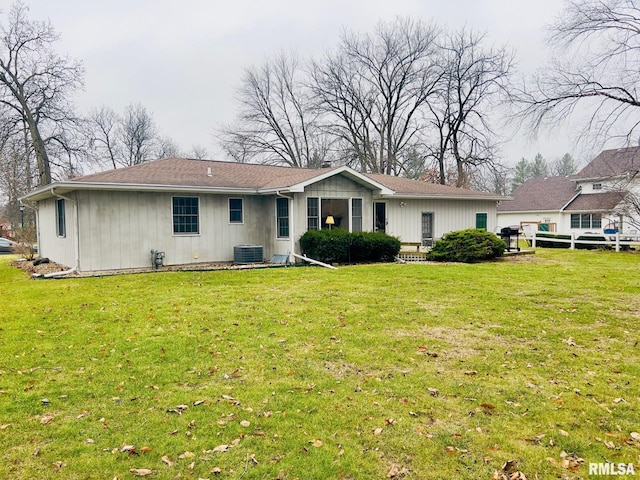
377, 193, 510, 202
22, 182, 260, 202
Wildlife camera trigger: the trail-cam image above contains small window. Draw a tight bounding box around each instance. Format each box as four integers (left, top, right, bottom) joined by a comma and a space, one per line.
276, 197, 289, 238
173, 197, 199, 234
56, 198, 66, 237
351, 198, 363, 232
229, 198, 243, 223
592, 183, 602, 190
307, 197, 319, 230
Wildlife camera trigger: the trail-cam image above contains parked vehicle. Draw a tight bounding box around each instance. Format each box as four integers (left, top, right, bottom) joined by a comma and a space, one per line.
0, 238, 18, 254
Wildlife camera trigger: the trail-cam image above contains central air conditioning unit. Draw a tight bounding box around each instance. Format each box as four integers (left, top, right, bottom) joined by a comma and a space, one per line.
233, 245, 264, 264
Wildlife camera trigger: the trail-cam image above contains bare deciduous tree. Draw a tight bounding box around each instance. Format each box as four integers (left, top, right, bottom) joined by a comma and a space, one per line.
516, 0, 640, 146
219, 52, 327, 168
120, 103, 158, 166
87, 103, 164, 168
311, 17, 441, 175
0, 1, 84, 185
427, 28, 513, 187
88, 106, 120, 169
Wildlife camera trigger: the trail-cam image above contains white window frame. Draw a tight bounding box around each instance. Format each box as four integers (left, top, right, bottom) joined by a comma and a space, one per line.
172, 196, 200, 236
229, 198, 244, 224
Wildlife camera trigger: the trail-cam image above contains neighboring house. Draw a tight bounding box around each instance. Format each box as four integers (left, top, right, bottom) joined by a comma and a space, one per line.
0, 221, 12, 238
497, 146, 640, 237
21, 158, 506, 273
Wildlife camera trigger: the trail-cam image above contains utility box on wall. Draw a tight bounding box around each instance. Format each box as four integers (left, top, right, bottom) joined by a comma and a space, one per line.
233, 245, 264, 264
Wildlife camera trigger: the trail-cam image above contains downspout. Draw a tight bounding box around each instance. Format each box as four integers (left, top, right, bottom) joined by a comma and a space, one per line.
276, 191, 295, 262
50, 187, 80, 273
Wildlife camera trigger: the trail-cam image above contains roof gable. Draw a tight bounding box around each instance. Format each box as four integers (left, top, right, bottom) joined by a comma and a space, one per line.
576, 146, 640, 179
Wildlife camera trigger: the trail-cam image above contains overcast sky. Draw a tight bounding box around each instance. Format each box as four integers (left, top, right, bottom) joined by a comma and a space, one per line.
22, 0, 591, 167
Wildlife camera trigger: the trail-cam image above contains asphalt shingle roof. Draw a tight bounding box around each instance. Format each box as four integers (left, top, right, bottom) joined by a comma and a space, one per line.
564, 191, 626, 211
364, 173, 499, 197
575, 146, 640, 179
72, 158, 326, 190
69, 157, 501, 198
497, 176, 578, 212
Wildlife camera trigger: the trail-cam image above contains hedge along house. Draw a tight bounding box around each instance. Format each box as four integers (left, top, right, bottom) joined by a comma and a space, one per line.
21, 158, 507, 273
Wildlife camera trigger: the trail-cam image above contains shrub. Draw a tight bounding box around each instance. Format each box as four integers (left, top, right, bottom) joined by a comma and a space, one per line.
576, 235, 609, 250
426, 229, 506, 263
299, 229, 400, 263
11, 225, 38, 260
535, 233, 571, 249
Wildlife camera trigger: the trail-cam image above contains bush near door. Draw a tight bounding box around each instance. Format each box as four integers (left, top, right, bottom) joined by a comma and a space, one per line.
300, 229, 400, 263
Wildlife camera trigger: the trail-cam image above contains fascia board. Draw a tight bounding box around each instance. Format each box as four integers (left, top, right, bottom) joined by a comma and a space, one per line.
378, 193, 510, 202
21, 182, 259, 202
560, 191, 584, 212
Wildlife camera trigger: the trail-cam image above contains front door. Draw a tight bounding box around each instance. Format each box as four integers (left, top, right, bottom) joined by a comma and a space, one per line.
422, 212, 434, 246
374, 202, 386, 233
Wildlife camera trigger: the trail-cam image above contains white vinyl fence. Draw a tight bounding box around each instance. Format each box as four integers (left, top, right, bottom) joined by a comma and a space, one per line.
530, 232, 639, 252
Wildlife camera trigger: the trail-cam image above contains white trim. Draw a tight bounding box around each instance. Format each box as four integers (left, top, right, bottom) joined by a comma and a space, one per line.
171, 195, 201, 236
281, 166, 395, 195
228, 197, 244, 225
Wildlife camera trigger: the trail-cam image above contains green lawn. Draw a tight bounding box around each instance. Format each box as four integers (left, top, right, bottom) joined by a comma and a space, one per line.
0, 250, 638, 479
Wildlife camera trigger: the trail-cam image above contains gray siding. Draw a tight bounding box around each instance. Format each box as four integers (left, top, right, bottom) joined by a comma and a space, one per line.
37, 195, 78, 269
33, 174, 500, 272
76, 191, 272, 271
386, 198, 499, 242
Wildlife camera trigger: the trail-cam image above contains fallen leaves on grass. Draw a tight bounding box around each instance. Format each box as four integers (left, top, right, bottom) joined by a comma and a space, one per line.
386, 463, 410, 478
130, 468, 153, 476
492, 460, 527, 480
206, 444, 230, 454
560, 451, 584, 470
40, 415, 54, 425
221, 394, 240, 405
